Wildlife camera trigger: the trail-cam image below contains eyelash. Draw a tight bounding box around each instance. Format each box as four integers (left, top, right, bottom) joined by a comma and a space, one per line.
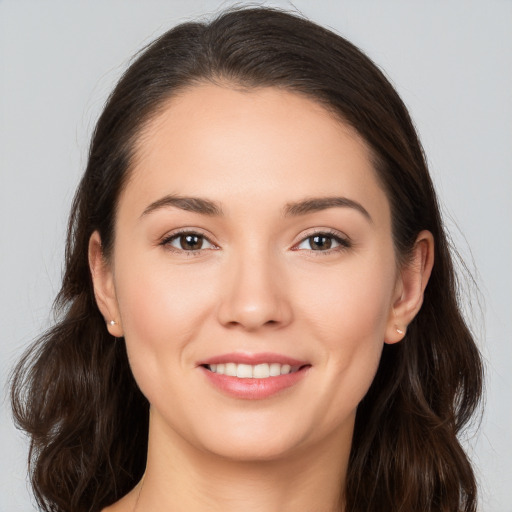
159, 229, 352, 256
159, 229, 217, 257
293, 229, 352, 256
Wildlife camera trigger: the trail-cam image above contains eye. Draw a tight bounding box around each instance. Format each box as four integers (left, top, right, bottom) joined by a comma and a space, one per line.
161, 231, 216, 252
295, 232, 350, 252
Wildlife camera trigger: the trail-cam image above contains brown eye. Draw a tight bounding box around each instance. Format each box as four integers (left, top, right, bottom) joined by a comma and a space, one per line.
296, 232, 350, 252
179, 234, 204, 250
309, 235, 332, 250
163, 232, 215, 252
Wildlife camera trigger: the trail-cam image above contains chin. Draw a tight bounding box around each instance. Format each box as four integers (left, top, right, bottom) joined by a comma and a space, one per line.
206, 436, 304, 463
190, 416, 314, 462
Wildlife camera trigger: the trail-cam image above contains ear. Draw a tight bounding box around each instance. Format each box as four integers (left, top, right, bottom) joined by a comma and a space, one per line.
385, 230, 434, 344
88, 231, 124, 337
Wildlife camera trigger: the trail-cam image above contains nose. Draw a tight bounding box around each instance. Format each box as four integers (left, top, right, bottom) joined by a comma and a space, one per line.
216, 249, 293, 331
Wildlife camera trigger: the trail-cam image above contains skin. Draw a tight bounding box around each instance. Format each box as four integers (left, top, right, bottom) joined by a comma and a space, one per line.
90, 84, 434, 512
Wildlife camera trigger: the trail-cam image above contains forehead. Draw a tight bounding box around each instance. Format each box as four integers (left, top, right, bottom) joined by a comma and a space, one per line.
122, 84, 389, 223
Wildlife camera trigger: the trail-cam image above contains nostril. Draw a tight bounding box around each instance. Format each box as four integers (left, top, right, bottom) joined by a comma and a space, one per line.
216, 287, 293, 331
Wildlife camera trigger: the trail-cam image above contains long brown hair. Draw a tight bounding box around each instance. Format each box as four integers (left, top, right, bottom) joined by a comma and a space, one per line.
11, 7, 483, 512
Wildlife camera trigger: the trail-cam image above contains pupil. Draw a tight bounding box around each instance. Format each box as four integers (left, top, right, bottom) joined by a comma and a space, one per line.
181, 234, 202, 250
311, 235, 331, 250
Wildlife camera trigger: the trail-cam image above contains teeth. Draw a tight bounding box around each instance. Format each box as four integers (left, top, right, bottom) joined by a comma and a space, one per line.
207, 362, 296, 378
269, 363, 281, 376
236, 364, 253, 378
253, 363, 270, 378
225, 363, 237, 377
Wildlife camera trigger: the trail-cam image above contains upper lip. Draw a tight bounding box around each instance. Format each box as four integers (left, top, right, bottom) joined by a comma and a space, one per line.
197, 352, 309, 367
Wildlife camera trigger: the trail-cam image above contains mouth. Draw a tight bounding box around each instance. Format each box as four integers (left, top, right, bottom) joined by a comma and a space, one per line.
201, 362, 306, 378
198, 353, 311, 399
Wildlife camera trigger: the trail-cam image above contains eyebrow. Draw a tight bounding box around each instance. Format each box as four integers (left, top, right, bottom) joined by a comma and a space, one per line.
140, 194, 372, 223
141, 195, 224, 218
284, 196, 373, 223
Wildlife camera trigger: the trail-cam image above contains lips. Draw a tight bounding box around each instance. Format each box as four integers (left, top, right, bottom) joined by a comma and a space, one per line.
199, 352, 306, 365
198, 353, 311, 399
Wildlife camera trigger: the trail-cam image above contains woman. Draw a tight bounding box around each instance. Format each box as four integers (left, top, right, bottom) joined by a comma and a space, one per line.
11, 6, 483, 512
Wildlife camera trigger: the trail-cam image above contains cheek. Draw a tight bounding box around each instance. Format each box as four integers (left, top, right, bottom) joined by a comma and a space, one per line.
318, 279, 388, 387
112, 253, 217, 386
116, 248, 215, 330
293, 253, 396, 412
299, 256, 395, 346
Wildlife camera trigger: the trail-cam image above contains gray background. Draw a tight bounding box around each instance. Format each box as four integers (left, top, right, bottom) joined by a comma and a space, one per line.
1, 1, 511, 510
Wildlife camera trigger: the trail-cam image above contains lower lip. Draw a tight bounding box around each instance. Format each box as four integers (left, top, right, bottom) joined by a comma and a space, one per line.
200, 366, 310, 400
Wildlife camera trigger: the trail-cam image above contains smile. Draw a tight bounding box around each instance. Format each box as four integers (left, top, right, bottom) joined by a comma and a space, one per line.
198, 354, 311, 399
204, 362, 300, 378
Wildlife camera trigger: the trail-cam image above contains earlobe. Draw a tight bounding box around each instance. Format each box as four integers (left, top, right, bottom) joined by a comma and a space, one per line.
385, 230, 434, 344
88, 231, 124, 337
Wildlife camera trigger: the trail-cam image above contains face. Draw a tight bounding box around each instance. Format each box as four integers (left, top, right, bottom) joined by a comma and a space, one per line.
93, 84, 407, 462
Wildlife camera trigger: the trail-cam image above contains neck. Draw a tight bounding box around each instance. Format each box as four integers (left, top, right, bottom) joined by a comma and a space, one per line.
126, 410, 351, 512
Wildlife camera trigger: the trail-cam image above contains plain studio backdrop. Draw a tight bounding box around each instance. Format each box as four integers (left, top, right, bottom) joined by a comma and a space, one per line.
0, 1, 510, 511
